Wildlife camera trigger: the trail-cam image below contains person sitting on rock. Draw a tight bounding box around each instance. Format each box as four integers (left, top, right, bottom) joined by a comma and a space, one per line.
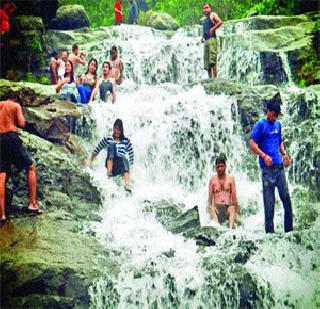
88, 119, 134, 193
50, 51, 59, 85
68, 43, 86, 74
0, 98, 43, 223
208, 154, 238, 229
57, 50, 68, 79
77, 58, 98, 104
110, 46, 124, 85
91, 61, 116, 103
56, 60, 79, 103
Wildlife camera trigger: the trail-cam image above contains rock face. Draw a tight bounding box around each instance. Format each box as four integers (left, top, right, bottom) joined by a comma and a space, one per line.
1, 16, 47, 80
52, 5, 90, 30
145, 12, 179, 30
0, 81, 117, 308
217, 14, 318, 85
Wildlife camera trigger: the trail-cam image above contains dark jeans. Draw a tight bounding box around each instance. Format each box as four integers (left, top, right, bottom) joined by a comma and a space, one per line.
106, 143, 129, 176
262, 166, 293, 233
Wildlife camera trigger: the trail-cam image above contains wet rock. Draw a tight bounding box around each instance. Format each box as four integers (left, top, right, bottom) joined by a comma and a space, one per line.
233, 239, 258, 264
52, 5, 90, 30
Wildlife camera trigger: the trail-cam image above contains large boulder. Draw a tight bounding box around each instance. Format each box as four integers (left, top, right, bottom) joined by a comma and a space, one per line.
145, 12, 179, 30
52, 5, 90, 30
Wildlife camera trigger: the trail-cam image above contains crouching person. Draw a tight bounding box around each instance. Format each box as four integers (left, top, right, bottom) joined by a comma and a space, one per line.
208, 154, 238, 229
88, 119, 134, 192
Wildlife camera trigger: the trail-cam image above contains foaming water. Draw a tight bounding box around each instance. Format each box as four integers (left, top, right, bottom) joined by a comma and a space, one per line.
70, 25, 320, 308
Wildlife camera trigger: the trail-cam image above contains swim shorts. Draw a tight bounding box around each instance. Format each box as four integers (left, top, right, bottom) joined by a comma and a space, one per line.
204, 37, 217, 70
0, 131, 33, 173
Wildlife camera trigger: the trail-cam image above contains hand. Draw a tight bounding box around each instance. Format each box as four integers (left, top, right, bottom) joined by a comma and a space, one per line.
209, 28, 215, 35
283, 154, 291, 167
263, 154, 273, 167
212, 207, 219, 215
64, 77, 70, 84
85, 158, 91, 166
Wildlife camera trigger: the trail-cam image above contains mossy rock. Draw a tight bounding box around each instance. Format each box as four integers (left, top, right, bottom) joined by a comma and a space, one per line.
52, 5, 90, 30
10, 15, 45, 34
145, 12, 179, 30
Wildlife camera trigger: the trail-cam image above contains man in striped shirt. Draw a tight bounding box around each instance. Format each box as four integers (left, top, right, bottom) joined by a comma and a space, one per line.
89, 119, 134, 192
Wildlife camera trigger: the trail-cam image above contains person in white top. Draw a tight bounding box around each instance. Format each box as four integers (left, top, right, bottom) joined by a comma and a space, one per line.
57, 51, 68, 79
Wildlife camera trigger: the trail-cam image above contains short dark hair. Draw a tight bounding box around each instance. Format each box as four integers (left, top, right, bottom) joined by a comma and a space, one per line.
266, 92, 281, 115
111, 46, 117, 52
103, 61, 111, 70
72, 43, 78, 52
203, 2, 211, 7
52, 51, 58, 57
215, 154, 226, 166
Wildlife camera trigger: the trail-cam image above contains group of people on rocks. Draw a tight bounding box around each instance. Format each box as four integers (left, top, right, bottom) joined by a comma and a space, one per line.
1, 2, 293, 236
50, 44, 123, 104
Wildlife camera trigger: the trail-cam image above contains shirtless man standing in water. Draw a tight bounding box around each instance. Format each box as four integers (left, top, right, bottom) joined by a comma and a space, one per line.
110, 45, 124, 85
208, 155, 238, 229
0, 99, 43, 222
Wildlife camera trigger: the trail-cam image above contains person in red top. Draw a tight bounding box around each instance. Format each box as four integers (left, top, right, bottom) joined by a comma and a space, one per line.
0, 2, 16, 35
114, 0, 123, 25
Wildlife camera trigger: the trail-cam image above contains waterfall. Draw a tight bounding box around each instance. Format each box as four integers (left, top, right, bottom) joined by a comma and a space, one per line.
49, 24, 319, 308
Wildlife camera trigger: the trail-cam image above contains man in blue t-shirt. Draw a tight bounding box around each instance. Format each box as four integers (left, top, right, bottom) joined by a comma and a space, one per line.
249, 93, 293, 233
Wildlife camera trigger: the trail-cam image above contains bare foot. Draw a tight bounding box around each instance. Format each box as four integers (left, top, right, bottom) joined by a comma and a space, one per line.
28, 203, 44, 214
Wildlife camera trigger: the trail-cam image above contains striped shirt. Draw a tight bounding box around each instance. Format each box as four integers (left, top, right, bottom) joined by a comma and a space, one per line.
93, 135, 134, 165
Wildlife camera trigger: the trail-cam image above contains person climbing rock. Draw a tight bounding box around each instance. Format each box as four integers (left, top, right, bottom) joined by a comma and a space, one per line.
128, 0, 139, 25
201, 2, 222, 79
250, 93, 293, 234
88, 119, 134, 193
208, 154, 238, 229
0, 99, 43, 223
68, 43, 86, 75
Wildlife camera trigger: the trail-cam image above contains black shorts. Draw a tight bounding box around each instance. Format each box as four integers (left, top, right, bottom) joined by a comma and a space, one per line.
0, 131, 33, 174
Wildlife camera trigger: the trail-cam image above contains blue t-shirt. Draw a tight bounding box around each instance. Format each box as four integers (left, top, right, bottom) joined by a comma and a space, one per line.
251, 118, 283, 168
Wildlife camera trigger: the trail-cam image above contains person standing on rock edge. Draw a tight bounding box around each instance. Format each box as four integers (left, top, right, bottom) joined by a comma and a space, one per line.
249, 93, 293, 234
110, 45, 124, 85
114, 0, 123, 25
208, 154, 238, 229
88, 119, 134, 193
201, 3, 222, 79
0, 99, 43, 223
128, 0, 139, 25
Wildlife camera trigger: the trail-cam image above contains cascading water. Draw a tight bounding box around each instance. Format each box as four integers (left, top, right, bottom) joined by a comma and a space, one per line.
54, 24, 319, 308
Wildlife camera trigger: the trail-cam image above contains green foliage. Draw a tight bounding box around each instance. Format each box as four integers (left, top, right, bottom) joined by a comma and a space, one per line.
39, 76, 50, 85
59, 0, 300, 27
25, 72, 38, 83
25, 36, 42, 53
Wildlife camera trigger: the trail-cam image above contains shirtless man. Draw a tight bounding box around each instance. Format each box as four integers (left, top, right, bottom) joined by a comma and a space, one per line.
50, 51, 59, 85
0, 99, 43, 222
91, 61, 116, 103
110, 45, 124, 85
208, 155, 238, 229
68, 43, 86, 75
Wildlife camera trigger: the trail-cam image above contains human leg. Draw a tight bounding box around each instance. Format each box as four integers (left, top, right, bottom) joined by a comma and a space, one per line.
262, 168, 276, 233
27, 164, 38, 209
107, 143, 116, 176
277, 169, 293, 232
0, 172, 7, 220
77, 85, 91, 104
208, 38, 217, 78
227, 205, 236, 229
208, 206, 219, 222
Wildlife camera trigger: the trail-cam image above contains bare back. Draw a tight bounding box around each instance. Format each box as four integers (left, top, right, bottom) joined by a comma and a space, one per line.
0, 100, 25, 133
